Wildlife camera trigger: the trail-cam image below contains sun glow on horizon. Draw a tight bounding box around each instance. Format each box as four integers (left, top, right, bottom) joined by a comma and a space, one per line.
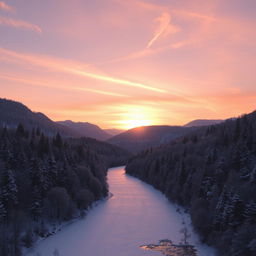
120, 119, 153, 130
111, 105, 157, 130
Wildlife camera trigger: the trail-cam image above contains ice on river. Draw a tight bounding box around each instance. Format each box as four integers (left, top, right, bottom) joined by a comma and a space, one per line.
27, 166, 216, 256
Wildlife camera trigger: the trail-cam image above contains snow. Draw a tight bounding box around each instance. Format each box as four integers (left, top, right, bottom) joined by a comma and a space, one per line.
27, 166, 216, 256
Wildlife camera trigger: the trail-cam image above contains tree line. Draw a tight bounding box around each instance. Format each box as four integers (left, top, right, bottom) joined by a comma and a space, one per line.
126, 111, 256, 255
0, 124, 129, 256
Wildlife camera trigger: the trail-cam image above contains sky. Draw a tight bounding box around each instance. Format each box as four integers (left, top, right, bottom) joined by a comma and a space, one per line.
0, 0, 256, 129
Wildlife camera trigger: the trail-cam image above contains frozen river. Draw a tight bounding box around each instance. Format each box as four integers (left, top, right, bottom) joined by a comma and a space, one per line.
27, 166, 215, 256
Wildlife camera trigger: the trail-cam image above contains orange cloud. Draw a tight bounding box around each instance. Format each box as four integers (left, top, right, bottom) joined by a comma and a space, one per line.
74, 87, 128, 97
0, 1, 13, 12
45, 90, 256, 128
69, 68, 167, 93
0, 16, 42, 33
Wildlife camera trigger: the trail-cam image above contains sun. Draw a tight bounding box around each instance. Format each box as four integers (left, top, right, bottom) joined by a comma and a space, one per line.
115, 105, 156, 130
123, 119, 152, 129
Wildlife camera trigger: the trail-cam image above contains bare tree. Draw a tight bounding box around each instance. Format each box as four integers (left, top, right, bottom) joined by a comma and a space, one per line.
180, 226, 191, 245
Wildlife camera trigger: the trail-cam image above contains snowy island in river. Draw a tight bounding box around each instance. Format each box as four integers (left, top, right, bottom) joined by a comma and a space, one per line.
140, 239, 197, 256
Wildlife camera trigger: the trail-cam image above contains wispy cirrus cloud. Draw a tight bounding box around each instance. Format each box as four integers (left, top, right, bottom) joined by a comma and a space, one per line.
0, 1, 13, 12
147, 12, 179, 48
105, 0, 217, 64
0, 47, 167, 93
0, 73, 128, 97
100, 38, 192, 65
177, 11, 217, 22
0, 15, 42, 33
0, 1, 42, 33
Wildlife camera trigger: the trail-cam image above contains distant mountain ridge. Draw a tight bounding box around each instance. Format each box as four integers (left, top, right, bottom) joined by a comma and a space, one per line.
0, 98, 76, 137
0, 98, 224, 144
0, 98, 118, 140
107, 125, 197, 153
57, 120, 112, 140
184, 119, 223, 127
103, 128, 124, 136
108, 118, 225, 154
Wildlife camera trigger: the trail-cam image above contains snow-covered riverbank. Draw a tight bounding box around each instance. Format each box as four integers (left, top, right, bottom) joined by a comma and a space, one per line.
27, 166, 215, 256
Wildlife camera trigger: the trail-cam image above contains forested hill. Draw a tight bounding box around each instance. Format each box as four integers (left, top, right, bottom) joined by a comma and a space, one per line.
184, 119, 223, 127
0, 99, 118, 140
126, 110, 256, 256
56, 120, 112, 140
0, 124, 130, 256
108, 125, 197, 153
69, 137, 131, 167
0, 98, 76, 137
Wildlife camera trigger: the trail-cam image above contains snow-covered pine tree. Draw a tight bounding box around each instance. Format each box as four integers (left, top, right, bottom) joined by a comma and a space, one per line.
39, 165, 50, 194
31, 186, 42, 221
215, 157, 228, 187
48, 157, 58, 187
0, 198, 7, 222
213, 187, 232, 231
29, 158, 39, 186
248, 239, 256, 254
1, 168, 18, 208
227, 193, 244, 229
244, 201, 256, 224
250, 165, 256, 184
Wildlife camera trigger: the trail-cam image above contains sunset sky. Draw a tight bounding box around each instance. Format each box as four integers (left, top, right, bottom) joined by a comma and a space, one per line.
0, 0, 256, 129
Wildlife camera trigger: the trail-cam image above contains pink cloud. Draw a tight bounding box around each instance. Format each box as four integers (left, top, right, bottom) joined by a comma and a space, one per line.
147, 12, 180, 48
133, 0, 166, 12
0, 15, 42, 33
0, 47, 167, 93
0, 1, 13, 12
99, 1, 217, 64
101, 39, 194, 64
0, 72, 128, 98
